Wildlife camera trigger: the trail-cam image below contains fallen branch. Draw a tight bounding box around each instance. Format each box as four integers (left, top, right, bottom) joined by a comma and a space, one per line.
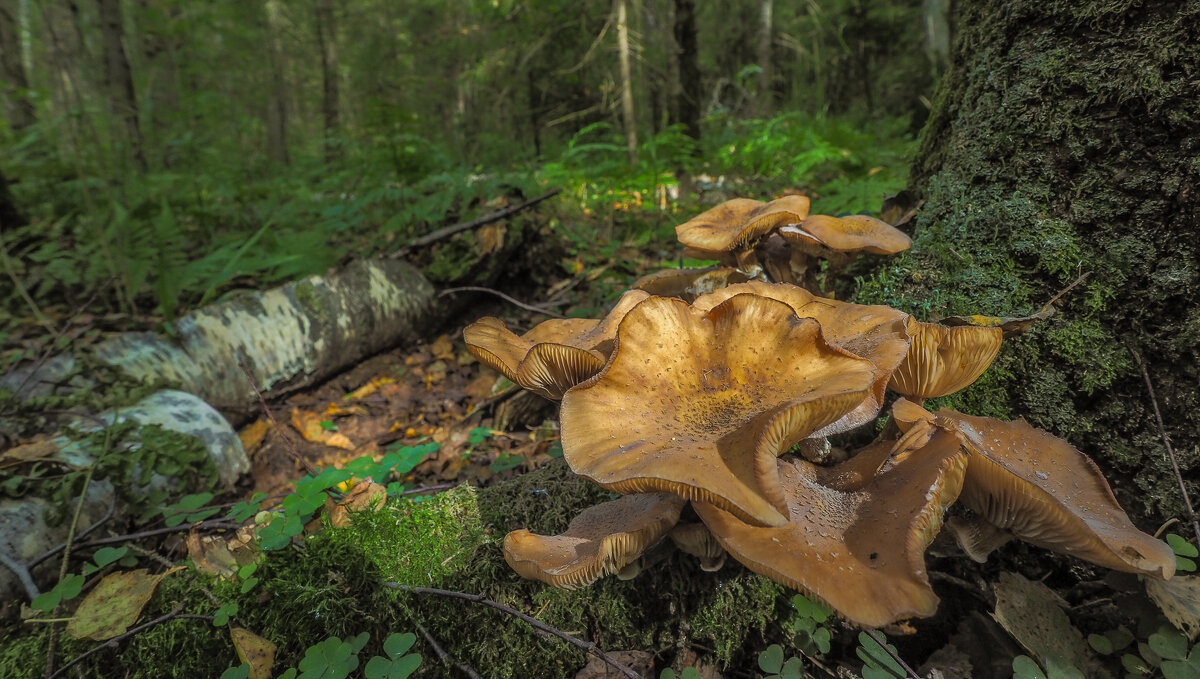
385, 582, 641, 679
394, 189, 562, 253
417, 622, 484, 679
439, 286, 566, 318
1127, 342, 1200, 540
30, 520, 243, 570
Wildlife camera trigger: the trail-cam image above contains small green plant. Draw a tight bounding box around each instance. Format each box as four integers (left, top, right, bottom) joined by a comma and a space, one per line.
1115, 624, 1200, 679
1011, 655, 1085, 679
659, 668, 701, 679
154, 491, 220, 526
81, 545, 135, 575
364, 632, 422, 679
758, 644, 805, 679
30, 573, 85, 613
857, 631, 906, 679
1167, 533, 1198, 573
787, 593, 833, 655
277, 632, 370, 679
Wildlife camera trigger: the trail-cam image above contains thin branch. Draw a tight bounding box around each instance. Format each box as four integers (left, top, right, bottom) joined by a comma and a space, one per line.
237, 361, 319, 477
439, 287, 566, 318
385, 583, 641, 679
417, 623, 484, 679
1127, 342, 1200, 540
46, 602, 188, 679
29, 520, 243, 570
394, 189, 562, 253
864, 629, 921, 679
399, 483, 455, 497
0, 550, 39, 599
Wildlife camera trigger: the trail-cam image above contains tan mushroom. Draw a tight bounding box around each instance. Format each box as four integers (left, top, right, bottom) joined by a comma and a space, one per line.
463, 290, 650, 399
675, 196, 811, 271
694, 281, 911, 436
933, 408, 1175, 579
560, 293, 877, 527
780, 214, 912, 255
693, 421, 968, 628
669, 523, 727, 572
943, 515, 1013, 563
888, 319, 1003, 402
502, 492, 685, 589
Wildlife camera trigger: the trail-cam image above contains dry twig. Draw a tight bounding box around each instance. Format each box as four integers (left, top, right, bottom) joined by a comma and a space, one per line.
439, 286, 566, 318
393, 189, 562, 253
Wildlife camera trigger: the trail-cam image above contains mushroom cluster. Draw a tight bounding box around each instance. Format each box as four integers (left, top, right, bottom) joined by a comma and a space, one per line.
465, 197, 1174, 629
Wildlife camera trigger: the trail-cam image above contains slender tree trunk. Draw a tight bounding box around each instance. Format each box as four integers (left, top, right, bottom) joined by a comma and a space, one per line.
0, 167, 24, 228
96, 0, 146, 170
135, 0, 180, 168
262, 0, 288, 164
672, 0, 700, 142
755, 0, 772, 115
616, 0, 637, 165
0, 0, 35, 130
315, 0, 339, 163
861, 1, 1200, 524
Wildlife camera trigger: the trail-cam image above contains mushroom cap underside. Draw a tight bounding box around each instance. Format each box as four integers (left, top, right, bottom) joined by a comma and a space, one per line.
675, 196, 811, 254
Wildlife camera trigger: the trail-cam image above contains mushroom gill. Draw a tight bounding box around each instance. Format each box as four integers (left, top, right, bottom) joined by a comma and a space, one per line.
693, 421, 968, 628
888, 319, 1003, 402
502, 492, 685, 589
560, 293, 876, 527
934, 408, 1175, 579
463, 289, 650, 399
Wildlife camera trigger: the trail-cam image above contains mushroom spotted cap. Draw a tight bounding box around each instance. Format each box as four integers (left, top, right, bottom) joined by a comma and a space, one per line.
693, 421, 968, 628
463, 290, 650, 399
502, 492, 685, 589
675, 196, 811, 258
888, 319, 1003, 401
694, 281, 912, 436
779, 214, 912, 255
933, 409, 1176, 579
560, 293, 877, 527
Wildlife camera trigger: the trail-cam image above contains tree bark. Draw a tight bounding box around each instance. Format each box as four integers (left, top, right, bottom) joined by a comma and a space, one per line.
755, 0, 772, 115
860, 1, 1200, 524
0, 0, 35, 130
95, 0, 146, 170
0, 166, 24, 228
315, 0, 339, 163
672, 0, 700, 142
615, 0, 638, 165
262, 0, 288, 164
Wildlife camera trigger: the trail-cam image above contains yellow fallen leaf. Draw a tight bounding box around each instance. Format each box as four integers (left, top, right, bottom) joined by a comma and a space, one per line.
431, 335, 455, 361
345, 376, 395, 400
237, 420, 271, 457
231, 627, 276, 679
67, 568, 182, 641
1148, 575, 1200, 641
290, 409, 355, 450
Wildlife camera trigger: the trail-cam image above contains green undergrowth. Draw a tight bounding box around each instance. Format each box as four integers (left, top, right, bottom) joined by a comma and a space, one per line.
1, 461, 800, 679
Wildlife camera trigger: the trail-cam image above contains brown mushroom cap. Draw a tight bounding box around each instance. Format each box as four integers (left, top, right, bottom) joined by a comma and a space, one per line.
675, 196, 811, 257
560, 294, 877, 527
463, 290, 650, 399
693, 422, 968, 627
888, 319, 1003, 401
779, 214, 912, 255
891, 397, 935, 433
631, 267, 752, 302
934, 408, 1176, 579
694, 281, 912, 435
669, 523, 727, 571
502, 492, 685, 589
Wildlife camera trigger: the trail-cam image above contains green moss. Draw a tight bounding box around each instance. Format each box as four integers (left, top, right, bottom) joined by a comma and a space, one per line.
692, 573, 785, 663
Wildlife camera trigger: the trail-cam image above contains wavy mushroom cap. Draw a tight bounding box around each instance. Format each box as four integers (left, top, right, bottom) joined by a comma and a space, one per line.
463, 290, 650, 399
888, 319, 1003, 400
632, 267, 752, 301
561, 294, 876, 527
891, 397, 935, 433
934, 409, 1176, 579
779, 214, 912, 255
502, 492, 685, 589
694, 281, 912, 435
693, 422, 968, 628
675, 196, 811, 257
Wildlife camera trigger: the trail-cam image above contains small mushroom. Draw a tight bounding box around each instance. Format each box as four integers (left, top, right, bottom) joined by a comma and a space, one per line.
669, 523, 727, 572
463, 290, 650, 399
933, 408, 1175, 579
888, 319, 1003, 402
560, 293, 877, 527
693, 421, 968, 628
502, 492, 685, 589
675, 196, 811, 269
694, 281, 912, 436
781, 214, 912, 255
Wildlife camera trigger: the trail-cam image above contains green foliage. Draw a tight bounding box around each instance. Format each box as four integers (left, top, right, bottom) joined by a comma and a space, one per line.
786, 594, 833, 656
857, 632, 906, 679
1168, 533, 1199, 573
758, 644, 805, 679
30, 573, 85, 613
1011, 654, 1086, 679
363, 632, 422, 679
660, 669, 701, 679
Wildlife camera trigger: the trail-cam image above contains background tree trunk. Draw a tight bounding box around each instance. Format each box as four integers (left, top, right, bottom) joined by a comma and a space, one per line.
95, 0, 145, 169
262, 0, 288, 164
0, 0, 35, 130
755, 0, 772, 115
0, 167, 24, 227
616, 0, 638, 165
672, 0, 700, 142
315, 0, 339, 163
859, 1, 1200, 524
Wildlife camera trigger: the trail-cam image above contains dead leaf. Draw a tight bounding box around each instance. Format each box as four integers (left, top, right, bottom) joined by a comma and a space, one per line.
328, 480, 387, 528
290, 408, 354, 450
941, 306, 1056, 339
238, 420, 271, 457
0, 438, 62, 469
67, 568, 182, 640
1147, 575, 1200, 641
187, 532, 239, 578
476, 223, 507, 255
346, 376, 395, 400
231, 627, 276, 679
992, 572, 1092, 673
574, 650, 654, 678
431, 335, 455, 362
324, 403, 366, 417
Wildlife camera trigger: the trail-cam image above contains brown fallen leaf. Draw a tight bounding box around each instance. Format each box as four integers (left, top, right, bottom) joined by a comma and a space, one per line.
0, 438, 63, 469
574, 650, 654, 679
238, 420, 271, 457
476, 222, 507, 255
328, 480, 387, 528
231, 627, 276, 679
67, 568, 183, 641
992, 572, 1093, 673
290, 408, 354, 450
1147, 575, 1200, 641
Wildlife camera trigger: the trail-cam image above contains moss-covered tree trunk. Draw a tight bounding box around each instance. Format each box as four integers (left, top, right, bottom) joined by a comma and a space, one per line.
859, 2, 1199, 522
